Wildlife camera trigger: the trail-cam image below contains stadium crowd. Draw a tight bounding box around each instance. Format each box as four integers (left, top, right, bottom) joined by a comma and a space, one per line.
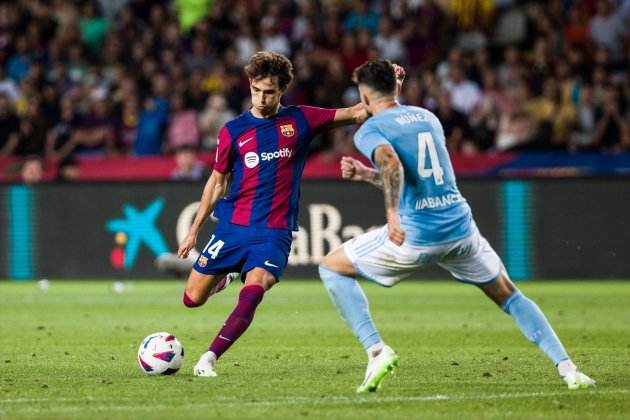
0, 0, 628, 182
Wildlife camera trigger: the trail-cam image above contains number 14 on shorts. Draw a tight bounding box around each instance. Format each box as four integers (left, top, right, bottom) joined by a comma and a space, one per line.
202, 234, 225, 259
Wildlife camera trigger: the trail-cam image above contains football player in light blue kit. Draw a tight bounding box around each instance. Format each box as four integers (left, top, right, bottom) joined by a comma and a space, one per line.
319, 60, 595, 393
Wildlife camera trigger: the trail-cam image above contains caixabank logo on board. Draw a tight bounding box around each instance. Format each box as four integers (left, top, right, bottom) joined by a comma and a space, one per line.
105, 198, 169, 270
103, 196, 378, 273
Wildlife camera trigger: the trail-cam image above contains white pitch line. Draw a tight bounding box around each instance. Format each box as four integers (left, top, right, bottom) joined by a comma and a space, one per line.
0, 397, 95, 404
0, 389, 628, 414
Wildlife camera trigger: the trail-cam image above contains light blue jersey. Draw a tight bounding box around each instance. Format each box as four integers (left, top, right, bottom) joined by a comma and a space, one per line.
354, 105, 473, 246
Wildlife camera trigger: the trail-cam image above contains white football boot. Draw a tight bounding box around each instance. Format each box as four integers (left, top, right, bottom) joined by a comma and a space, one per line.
356, 345, 399, 393
193, 351, 218, 377
558, 359, 595, 389
562, 371, 596, 389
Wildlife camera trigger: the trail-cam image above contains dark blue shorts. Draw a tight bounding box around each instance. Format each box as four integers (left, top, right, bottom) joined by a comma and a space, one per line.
193, 222, 292, 281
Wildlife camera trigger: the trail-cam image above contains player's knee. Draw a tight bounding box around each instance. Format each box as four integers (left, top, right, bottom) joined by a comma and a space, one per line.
320, 252, 356, 277
243, 268, 276, 291
479, 271, 517, 308
182, 290, 203, 308
318, 263, 334, 279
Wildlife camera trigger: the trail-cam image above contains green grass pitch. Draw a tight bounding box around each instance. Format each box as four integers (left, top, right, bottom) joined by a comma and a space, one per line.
1, 280, 629, 419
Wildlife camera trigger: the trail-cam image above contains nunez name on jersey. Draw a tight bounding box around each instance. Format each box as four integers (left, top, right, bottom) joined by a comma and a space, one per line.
213, 105, 335, 231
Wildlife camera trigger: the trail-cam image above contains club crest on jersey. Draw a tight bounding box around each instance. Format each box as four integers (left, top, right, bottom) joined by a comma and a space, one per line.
280, 124, 295, 137
198, 255, 208, 267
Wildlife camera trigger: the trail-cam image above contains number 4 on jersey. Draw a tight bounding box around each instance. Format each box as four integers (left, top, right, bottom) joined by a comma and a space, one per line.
202, 234, 224, 259
417, 132, 444, 185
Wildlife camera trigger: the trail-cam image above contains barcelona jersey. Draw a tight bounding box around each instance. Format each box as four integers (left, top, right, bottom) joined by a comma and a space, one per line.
213, 105, 336, 231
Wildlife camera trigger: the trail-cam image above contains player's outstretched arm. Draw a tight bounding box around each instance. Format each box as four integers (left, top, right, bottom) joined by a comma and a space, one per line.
331, 103, 369, 127
177, 170, 228, 258
340, 156, 383, 189
373, 145, 405, 246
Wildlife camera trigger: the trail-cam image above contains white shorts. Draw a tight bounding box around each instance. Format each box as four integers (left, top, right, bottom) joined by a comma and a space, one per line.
343, 224, 503, 287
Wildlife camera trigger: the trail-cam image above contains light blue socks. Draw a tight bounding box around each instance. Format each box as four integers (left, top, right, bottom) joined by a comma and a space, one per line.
502, 291, 569, 365
320, 264, 569, 366
319, 265, 381, 350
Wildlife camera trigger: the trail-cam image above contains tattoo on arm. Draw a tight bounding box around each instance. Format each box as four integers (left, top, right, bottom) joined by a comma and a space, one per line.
375, 147, 403, 210
370, 171, 383, 189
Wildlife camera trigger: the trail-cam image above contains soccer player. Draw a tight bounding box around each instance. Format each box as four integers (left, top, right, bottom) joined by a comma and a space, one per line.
318, 60, 596, 393
176, 51, 371, 377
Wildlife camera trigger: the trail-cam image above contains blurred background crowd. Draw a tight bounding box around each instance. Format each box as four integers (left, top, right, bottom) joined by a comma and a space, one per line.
0, 0, 628, 183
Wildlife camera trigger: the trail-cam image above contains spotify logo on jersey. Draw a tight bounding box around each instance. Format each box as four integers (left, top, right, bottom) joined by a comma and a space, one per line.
244, 152, 260, 168
243, 148, 293, 168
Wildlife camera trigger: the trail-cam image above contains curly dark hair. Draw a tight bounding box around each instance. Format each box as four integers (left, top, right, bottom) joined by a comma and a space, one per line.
244, 51, 294, 90
352, 60, 396, 95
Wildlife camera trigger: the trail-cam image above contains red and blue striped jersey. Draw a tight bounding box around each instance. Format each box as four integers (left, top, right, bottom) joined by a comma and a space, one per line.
213, 105, 336, 231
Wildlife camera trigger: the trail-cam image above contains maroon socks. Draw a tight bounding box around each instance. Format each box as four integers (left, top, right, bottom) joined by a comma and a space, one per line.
209, 284, 265, 359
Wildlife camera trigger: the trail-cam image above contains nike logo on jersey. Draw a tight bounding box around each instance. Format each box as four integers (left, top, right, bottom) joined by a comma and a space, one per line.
264, 260, 279, 268
239, 137, 254, 147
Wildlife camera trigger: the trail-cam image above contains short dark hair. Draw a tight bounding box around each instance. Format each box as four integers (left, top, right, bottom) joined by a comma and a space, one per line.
352, 60, 396, 95
244, 51, 294, 90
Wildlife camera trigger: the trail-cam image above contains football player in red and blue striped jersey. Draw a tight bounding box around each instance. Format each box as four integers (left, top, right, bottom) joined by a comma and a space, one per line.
176, 51, 372, 377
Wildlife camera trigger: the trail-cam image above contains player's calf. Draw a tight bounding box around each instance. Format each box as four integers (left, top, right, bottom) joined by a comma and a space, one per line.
484, 274, 596, 388
182, 271, 235, 308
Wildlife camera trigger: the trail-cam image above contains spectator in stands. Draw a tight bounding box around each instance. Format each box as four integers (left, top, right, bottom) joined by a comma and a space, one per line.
400, 76, 424, 108
198, 93, 235, 150
0, 93, 20, 157
497, 45, 521, 87
443, 65, 481, 115
469, 69, 505, 151
166, 93, 199, 152
436, 47, 464, 85
79, 1, 109, 54
118, 95, 139, 153
592, 84, 630, 150
170, 145, 208, 181
186, 69, 208, 110
235, 23, 258, 66
373, 16, 406, 63
344, 0, 379, 35
56, 95, 117, 158
495, 81, 537, 151
435, 91, 473, 154
14, 98, 49, 157
589, 0, 628, 62
260, 18, 290, 56
186, 36, 214, 72
525, 78, 576, 149
0, 67, 20, 103
20, 155, 44, 184
57, 156, 80, 182
6, 36, 32, 83
563, 4, 589, 48
570, 85, 598, 150
46, 95, 81, 158
133, 95, 168, 156
339, 31, 369, 76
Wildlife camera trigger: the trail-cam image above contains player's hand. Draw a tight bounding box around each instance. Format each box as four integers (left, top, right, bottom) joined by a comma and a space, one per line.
351, 102, 369, 124
341, 156, 373, 182
386, 209, 405, 246
177, 233, 197, 259
393, 64, 406, 84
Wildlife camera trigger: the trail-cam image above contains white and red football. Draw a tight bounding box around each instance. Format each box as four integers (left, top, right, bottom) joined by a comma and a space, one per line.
137, 332, 184, 375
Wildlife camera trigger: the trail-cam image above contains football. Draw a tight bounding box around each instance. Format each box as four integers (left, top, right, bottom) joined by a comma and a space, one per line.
137, 332, 184, 375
